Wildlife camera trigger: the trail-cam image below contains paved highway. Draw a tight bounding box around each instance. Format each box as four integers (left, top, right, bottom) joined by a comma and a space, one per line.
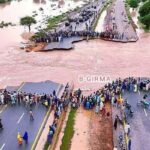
0, 104, 47, 150
123, 91, 150, 150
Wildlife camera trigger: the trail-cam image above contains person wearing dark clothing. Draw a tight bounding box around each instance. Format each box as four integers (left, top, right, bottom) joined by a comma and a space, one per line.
128, 139, 131, 150
114, 115, 118, 130
23, 131, 28, 144
29, 109, 34, 121
53, 90, 56, 96
0, 119, 3, 129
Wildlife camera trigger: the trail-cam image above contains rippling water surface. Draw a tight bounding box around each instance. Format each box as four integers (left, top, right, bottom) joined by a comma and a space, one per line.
0, 0, 150, 90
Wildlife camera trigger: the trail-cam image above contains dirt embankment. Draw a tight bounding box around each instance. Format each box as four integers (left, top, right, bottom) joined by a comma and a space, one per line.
89, 102, 113, 150
25, 42, 45, 52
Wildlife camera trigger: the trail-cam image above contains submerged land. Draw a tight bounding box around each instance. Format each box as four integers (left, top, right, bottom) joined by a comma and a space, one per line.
0, 0, 150, 150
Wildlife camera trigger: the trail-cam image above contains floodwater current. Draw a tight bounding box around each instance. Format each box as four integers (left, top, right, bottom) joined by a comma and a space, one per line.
0, 0, 150, 91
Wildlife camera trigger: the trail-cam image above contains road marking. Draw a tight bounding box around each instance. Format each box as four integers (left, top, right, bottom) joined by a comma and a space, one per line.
144, 109, 148, 117
0, 143, 5, 150
17, 113, 25, 124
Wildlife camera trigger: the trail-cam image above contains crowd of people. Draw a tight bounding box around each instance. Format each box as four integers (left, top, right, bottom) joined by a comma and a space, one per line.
79, 77, 150, 150
0, 89, 56, 108
32, 0, 135, 46
81, 77, 150, 112
0, 83, 72, 146
32, 0, 122, 44
47, 84, 71, 144
1, 77, 150, 147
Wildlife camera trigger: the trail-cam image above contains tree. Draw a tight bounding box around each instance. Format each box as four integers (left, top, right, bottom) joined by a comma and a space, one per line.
139, 14, 150, 29
0, 0, 11, 3
139, 1, 150, 17
129, 0, 138, 10
20, 16, 36, 32
141, 0, 147, 2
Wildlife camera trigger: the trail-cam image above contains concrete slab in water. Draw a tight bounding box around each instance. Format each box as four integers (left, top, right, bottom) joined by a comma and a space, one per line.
42, 36, 84, 51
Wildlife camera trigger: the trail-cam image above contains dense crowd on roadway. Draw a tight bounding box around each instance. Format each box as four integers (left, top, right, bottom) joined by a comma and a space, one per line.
33, 30, 125, 43
47, 84, 71, 144
0, 89, 56, 107
33, 2, 99, 43
78, 77, 150, 150
1, 77, 150, 147
70, 77, 150, 112
33, 0, 130, 44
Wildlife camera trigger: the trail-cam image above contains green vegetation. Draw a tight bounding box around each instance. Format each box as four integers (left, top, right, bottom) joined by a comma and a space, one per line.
31, 13, 66, 39
93, 1, 110, 30
129, 0, 138, 9
44, 140, 49, 150
20, 16, 36, 32
0, 21, 15, 28
0, 0, 11, 3
139, 13, 150, 30
60, 108, 77, 150
46, 13, 66, 30
139, 0, 150, 30
139, 0, 150, 17
31, 31, 45, 40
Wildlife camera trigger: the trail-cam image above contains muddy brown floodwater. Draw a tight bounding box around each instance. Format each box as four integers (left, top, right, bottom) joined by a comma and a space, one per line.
0, 32, 150, 89
0, 1, 150, 90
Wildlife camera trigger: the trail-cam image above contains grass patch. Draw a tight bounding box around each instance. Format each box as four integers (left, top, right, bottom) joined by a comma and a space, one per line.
93, 1, 110, 31
44, 141, 49, 150
46, 13, 67, 30
60, 108, 77, 150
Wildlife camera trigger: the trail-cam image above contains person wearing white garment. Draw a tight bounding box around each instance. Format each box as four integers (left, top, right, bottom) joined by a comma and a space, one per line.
113, 146, 117, 150
100, 101, 104, 111
146, 82, 150, 91
134, 84, 137, 92
0, 93, 4, 104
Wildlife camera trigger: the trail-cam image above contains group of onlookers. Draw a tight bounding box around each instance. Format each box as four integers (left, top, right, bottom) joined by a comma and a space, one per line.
33, 0, 117, 44
0, 89, 56, 108
47, 84, 70, 144
81, 77, 150, 114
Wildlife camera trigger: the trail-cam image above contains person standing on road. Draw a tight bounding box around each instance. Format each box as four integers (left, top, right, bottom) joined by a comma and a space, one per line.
114, 115, 118, 130
29, 109, 34, 121
113, 146, 117, 150
17, 132, 23, 145
128, 139, 131, 150
23, 131, 28, 144
0, 119, 3, 129
125, 123, 131, 135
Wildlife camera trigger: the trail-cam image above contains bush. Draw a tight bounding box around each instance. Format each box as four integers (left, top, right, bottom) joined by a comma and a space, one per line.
139, 13, 150, 29
129, 0, 138, 9
139, 0, 150, 17
0, 0, 11, 3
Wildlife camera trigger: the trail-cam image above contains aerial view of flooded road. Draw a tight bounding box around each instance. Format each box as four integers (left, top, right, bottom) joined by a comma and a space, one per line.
0, 0, 150, 150
0, 0, 149, 90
